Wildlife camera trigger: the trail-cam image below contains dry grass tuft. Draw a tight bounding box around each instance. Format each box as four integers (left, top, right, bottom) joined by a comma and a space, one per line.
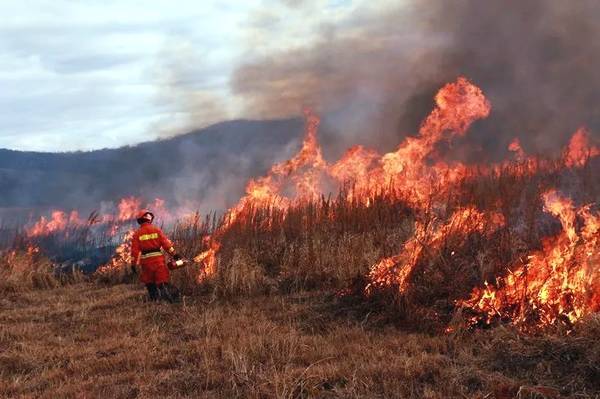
0, 250, 61, 293
0, 247, 86, 295
214, 248, 275, 296
94, 264, 136, 286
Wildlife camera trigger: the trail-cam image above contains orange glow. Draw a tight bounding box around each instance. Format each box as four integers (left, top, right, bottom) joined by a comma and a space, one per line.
117, 197, 142, 221
26, 196, 169, 238
460, 190, 600, 329
508, 138, 526, 161
194, 241, 221, 283
328, 77, 491, 205
564, 127, 600, 167
27, 210, 82, 237
95, 230, 135, 275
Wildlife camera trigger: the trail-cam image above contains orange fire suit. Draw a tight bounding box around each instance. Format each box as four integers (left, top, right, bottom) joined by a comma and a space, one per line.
131, 222, 176, 284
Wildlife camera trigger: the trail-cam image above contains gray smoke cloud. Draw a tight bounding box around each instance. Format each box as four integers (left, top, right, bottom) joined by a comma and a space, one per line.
232, 0, 600, 161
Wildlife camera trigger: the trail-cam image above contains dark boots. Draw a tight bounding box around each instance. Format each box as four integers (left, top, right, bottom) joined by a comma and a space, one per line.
146, 283, 180, 303
145, 283, 159, 301
157, 283, 173, 303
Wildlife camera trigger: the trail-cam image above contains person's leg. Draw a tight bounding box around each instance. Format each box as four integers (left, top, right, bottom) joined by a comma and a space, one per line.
155, 260, 179, 303
140, 264, 159, 301
146, 283, 159, 301
156, 283, 173, 303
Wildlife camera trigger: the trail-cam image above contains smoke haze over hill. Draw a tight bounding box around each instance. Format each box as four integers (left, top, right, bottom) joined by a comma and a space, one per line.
0, 119, 303, 222
232, 0, 600, 159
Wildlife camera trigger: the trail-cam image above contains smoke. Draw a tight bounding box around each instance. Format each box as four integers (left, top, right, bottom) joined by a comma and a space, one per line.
232, 0, 600, 160
153, 40, 231, 139
0, 118, 304, 220
5, 0, 600, 219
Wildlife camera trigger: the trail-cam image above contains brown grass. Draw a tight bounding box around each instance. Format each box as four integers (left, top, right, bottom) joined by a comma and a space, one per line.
3, 158, 599, 397
2, 282, 599, 398
0, 250, 85, 294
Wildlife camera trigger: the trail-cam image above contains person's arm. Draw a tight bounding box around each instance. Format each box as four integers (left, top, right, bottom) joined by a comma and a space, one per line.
158, 228, 178, 258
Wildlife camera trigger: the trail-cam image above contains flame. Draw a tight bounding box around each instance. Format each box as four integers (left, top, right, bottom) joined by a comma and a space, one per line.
329, 145, 379, 190
24, 197, 177, 277
192, 76, 599, 299
3, 245, 41, 274
328, 77, 491, 205
192, 108, 327, 278
26, 196, 170, 238
193, 77, 495, 278
95, 230, 135, 275
508, 138, 526, 161
194, 240, 220, 283
27, 210, 83, 237
460, 190, 600, 329
117, 197, 142, 221
365, 207, 504, 296
564, 127, 600, 167
27, 245, 40, 256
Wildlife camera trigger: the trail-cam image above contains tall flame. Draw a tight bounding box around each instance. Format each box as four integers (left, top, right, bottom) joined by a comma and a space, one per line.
194, 77, 495, 277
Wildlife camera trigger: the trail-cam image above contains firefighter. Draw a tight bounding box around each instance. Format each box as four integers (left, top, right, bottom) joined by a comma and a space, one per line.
131, 209, 181, 302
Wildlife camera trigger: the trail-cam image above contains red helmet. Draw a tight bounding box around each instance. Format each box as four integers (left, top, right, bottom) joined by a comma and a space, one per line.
136, 209, 154, 224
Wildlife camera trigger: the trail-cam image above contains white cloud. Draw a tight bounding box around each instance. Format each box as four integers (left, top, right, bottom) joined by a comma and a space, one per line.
0, 0, 377, 151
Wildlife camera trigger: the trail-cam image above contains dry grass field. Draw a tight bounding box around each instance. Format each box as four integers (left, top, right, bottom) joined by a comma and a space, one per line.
3, 84, 599, 398
2, 281, 599, 399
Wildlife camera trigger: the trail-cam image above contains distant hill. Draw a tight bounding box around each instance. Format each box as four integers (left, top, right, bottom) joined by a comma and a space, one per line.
0, 118, 304, 219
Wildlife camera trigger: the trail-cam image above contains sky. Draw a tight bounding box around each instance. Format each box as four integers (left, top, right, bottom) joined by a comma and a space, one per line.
0, 0, 372, 152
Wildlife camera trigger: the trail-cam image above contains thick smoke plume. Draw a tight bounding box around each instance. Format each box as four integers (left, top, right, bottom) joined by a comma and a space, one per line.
233, 0, 600, 160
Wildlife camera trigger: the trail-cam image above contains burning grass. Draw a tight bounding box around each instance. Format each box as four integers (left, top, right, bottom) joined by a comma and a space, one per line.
178, 158, 597, 333
6, 76, 600, 335
181, 77, 599, 333
2, 76, 600, 397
